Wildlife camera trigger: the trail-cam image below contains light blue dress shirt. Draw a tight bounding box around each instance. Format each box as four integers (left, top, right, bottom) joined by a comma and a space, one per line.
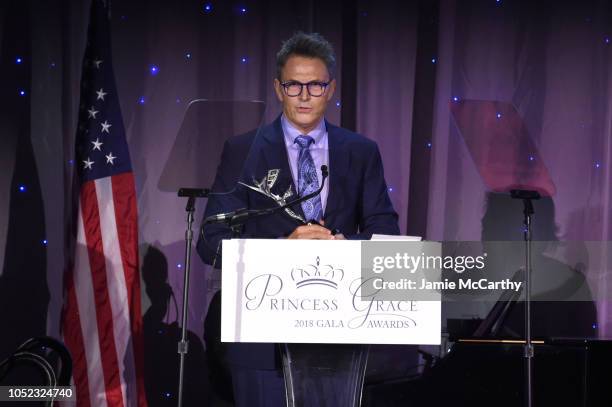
281, 114, 329, 214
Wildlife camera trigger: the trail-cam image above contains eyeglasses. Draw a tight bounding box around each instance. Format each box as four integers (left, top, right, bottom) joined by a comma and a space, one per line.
280, 80, 331, 97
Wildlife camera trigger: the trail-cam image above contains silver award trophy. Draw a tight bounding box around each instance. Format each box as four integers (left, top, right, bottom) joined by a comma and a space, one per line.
238, 169, 306, 223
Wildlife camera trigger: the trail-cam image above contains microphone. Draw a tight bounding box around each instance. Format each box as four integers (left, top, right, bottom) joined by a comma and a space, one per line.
321, 164, 329, 178
203, 165, 329, 226
205, 210, 242, 223
203, 208, 259, 225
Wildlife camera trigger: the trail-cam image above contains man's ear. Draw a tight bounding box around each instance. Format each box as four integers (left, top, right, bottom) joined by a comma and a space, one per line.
326, 78, 337, 101
273, 78, 284, 102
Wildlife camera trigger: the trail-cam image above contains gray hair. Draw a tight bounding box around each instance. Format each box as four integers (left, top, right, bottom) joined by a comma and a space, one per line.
276, 32, 336, 79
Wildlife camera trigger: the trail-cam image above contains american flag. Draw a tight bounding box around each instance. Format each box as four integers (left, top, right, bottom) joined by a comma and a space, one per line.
62, 1, 147, 406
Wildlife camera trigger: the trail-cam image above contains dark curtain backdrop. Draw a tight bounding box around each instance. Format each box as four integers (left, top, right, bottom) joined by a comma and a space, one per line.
1, 0, 612, 369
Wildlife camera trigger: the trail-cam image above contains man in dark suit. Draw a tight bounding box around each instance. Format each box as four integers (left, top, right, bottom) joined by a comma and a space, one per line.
197, 32, 399, 406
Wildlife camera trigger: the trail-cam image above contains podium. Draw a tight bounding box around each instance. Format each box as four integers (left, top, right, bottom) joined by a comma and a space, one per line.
220, 239, 442, 406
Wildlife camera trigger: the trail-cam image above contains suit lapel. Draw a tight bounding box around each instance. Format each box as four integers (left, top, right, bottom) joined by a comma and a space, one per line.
325, 121, 348, 221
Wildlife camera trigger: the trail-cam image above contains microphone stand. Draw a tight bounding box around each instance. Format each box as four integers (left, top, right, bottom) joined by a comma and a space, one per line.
510, 189, 540, 407
176, 187, 209, 407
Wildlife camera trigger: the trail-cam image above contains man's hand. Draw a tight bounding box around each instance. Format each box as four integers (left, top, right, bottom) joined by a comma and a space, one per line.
288, 220, 335, 240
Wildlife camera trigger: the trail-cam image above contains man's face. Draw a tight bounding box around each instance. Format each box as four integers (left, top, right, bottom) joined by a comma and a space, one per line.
274, 55, 336, 134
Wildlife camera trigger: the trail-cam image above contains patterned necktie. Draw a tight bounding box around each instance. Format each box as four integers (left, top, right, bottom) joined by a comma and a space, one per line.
294, 135, 323, 221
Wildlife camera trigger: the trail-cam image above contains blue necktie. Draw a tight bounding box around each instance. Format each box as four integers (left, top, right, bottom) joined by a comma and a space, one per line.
294, 135, 323, 221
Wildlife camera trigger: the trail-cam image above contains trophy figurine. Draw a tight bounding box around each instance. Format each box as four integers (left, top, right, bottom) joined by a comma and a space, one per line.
238, 169, 306, 224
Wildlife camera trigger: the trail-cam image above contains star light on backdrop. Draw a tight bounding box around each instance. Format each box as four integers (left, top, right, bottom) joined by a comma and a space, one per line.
150, 65, 159, 75
16, 57, 22, 64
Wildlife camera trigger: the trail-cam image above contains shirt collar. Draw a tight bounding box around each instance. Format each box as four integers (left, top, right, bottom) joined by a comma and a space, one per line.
281, 114, 326, 148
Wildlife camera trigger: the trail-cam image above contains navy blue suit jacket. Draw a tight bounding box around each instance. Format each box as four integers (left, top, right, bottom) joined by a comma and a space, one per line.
197, 116, 399, 368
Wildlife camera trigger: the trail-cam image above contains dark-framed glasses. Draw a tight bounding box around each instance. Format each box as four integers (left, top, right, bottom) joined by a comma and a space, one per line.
280, 80, 331, 97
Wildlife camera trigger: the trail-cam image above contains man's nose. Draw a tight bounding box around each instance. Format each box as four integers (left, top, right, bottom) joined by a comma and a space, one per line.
299, 88, 311, 101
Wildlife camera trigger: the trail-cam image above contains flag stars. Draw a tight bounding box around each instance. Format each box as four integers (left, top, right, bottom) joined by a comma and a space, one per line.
83, 158, 94, 170
101, 120, 112, 133
105, 152, 116, 165
88, 106, 99, 119
96, 88, 107, 101
91, 138, 103, 151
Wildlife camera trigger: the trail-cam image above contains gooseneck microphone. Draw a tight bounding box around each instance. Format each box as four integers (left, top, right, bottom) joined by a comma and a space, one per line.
204, 165, 329, 226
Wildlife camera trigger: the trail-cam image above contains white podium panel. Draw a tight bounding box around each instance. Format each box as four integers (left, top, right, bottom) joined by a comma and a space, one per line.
221, 239, 441, 345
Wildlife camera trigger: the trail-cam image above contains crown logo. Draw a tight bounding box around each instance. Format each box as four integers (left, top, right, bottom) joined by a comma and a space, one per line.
291, 256, 345, 289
